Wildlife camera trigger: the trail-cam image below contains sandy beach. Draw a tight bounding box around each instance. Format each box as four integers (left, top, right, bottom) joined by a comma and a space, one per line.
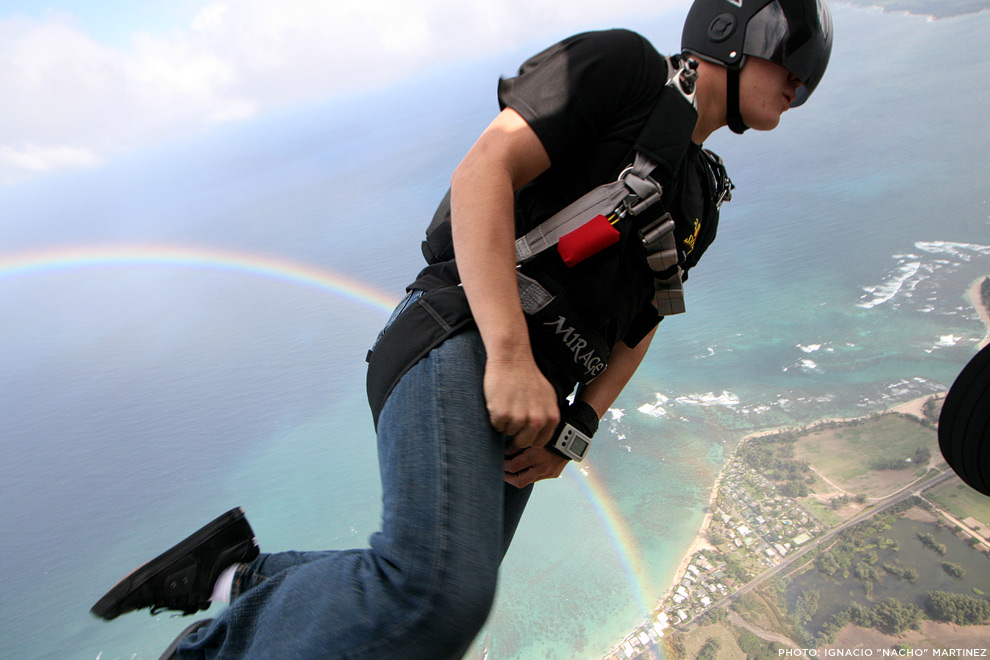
661, 389, 943, 571
659, 394, 932, 593
663, 510, 717, 602
651, 275, 990, 639
890, 393, 940, 419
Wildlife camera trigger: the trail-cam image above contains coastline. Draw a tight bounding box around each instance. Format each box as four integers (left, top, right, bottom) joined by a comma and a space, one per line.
661, 485, 719, 605
599, 276, 990, 659
639, 275, 990, 654
657, 393, 937, 601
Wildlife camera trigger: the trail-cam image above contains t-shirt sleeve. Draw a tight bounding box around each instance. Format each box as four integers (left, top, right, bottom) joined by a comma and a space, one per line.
622, 300, 662, 348
497, 29, 667, 166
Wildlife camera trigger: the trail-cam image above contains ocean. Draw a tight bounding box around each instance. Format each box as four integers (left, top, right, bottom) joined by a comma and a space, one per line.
1, 5, 988, 660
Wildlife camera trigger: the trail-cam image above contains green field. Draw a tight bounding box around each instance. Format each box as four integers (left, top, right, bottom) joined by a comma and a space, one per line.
793, 415, 937, 491
801, 498, 842, 527
927, 479, 990, 526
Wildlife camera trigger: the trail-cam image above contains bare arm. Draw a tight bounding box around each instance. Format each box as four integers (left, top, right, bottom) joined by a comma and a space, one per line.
450, 108, 559, 450
578, 326, 657, 418
503, 326, 657, 488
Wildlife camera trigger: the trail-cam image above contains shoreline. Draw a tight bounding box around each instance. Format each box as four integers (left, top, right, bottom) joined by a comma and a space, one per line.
602, 276, 990, 659
661, 486, 719, 605
659, 392, 938, 595
657, 274, 990, 594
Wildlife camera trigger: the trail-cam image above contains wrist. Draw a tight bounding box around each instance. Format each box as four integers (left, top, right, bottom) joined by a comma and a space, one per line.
548, 401, 599, 462
568, 400, 600, 436
484, 330, 537, 366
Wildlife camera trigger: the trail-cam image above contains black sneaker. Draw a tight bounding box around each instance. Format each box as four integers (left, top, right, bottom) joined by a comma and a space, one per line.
158, 619, 214, 660
91, 507, 260, 620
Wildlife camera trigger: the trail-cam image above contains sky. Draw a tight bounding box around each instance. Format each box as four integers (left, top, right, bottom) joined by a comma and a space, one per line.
0, 0, 692, 185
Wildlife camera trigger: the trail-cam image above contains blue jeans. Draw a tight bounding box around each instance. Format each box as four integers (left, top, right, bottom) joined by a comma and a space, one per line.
178, 314, 533, 659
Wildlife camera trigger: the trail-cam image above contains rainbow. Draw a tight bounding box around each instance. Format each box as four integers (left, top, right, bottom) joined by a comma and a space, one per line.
0, 243, 400, 315
564, 466, 655, 618
1, 242, 658, 626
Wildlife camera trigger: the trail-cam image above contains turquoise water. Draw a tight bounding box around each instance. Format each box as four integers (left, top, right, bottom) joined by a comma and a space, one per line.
1, 6, 989, 660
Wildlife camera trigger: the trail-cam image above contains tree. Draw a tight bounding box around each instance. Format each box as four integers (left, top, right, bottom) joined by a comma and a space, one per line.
847, 602, 873, 628
871, 598, 922, 635
872, 457, 910, 470
699, 608, 728, 626
853, 561, 881, 583
926, 591, 990, 625
696, 637, 721, 660
882, 562, 917, 582
665, 636, 687, 660
816, 552, 840, 576
830, 495, 851, 509
918, 532, 947, 555
794, 590, 821, 627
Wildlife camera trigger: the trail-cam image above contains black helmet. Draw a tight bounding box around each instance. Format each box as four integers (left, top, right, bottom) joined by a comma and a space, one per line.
682, 0, 833, 131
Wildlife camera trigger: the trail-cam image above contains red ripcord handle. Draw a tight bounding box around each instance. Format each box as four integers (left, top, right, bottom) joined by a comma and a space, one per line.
557, 215, 621, 267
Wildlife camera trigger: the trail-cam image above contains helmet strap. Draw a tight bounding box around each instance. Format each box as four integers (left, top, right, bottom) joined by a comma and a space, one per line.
726, 65, 749, 134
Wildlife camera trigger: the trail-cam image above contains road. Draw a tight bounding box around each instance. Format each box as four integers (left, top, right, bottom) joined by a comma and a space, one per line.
709, 469, 955, 611
727, 612, 801, 649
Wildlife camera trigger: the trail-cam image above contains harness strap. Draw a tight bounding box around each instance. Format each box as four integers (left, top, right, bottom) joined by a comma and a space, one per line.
514, 150, 690, 316
367, 272, 611, 425
516, 270, 555, 314
636, 212, 686, 315
640, 213, 678, 272
512, 55, 701, 317
519, 215, 686, 318
654, 268, 686, 316
514, 54, 699, 266
514, 152, 663, 264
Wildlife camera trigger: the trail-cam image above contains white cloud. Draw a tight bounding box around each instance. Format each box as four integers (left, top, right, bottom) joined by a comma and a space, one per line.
0, 143, 101, 177
0, 0, 690, 183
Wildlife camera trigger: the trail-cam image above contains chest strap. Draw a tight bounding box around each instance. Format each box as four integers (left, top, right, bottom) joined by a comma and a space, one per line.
514, 151, 665, 264
513, 55, 699, 316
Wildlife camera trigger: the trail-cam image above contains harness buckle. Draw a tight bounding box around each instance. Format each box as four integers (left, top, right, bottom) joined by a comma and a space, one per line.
617, 166, 663, 217
665, 54, 699, 106
640, 212, 679, 273
703, 148, 734, 210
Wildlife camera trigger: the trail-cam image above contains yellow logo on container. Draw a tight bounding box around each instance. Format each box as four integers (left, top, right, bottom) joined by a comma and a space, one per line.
684, 218, 701, 254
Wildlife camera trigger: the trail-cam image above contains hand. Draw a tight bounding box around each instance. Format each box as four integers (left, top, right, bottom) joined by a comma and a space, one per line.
503, 446, 568, 488
483, 357, 560, 451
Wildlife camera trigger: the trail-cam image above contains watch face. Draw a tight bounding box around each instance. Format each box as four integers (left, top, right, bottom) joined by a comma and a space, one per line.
556, 423, 591, 461
569, 436, 589, 458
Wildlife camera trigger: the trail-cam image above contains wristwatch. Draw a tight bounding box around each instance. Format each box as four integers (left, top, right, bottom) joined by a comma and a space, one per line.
551, 422, 592, 462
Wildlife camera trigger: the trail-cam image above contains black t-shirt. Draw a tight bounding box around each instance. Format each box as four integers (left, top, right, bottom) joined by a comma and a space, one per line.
500, 29, 669, 212
414, 29, 720, 357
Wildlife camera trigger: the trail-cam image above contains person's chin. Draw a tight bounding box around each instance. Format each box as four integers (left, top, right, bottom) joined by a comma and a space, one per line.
746, 112, 782, 131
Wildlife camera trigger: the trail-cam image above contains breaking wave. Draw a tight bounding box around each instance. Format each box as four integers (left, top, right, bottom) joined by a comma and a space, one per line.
857, 241, 990, 309
674, 391, 740, 407
636, 391, 740, 418
857, 258, 926, 309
